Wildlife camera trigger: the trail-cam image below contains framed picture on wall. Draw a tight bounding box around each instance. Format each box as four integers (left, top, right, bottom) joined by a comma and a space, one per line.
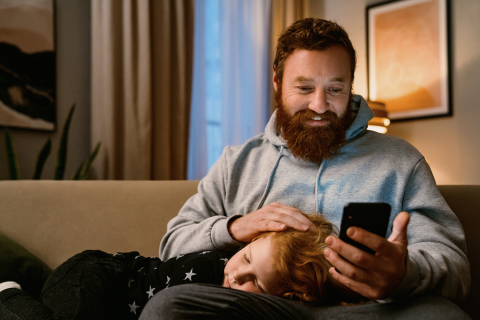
0, 0, 56, 131
366, 0, 451, 121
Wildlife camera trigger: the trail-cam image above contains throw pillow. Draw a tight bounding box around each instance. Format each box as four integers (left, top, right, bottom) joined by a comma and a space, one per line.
0, 233, 52, 298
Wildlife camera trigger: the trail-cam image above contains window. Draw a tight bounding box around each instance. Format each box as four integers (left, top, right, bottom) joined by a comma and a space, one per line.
188, 0, 271, 180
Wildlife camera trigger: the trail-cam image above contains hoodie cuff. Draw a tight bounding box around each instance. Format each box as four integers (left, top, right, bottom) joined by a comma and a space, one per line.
376, 254, 420, 303
211, 215, 245, 252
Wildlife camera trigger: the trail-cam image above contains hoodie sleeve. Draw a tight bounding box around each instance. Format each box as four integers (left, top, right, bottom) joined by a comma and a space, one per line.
159, 148, 244, 260
380, 158, 470, 302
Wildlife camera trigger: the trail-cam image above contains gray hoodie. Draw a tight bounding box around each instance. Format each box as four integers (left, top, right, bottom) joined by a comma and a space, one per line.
159, 95, 470, 301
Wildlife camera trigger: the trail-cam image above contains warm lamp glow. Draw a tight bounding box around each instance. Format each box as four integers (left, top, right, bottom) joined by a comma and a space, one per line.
368, 125, 388, 134
367, 100, 389, 134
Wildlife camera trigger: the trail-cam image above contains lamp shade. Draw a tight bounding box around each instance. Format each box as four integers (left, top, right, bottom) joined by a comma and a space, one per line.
367, 100, 390, 134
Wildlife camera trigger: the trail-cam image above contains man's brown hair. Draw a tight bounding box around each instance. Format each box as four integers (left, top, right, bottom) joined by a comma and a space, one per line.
273, 18, 357, 87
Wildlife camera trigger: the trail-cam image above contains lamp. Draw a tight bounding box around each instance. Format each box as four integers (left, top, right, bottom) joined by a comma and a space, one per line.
367, 100, 390, 134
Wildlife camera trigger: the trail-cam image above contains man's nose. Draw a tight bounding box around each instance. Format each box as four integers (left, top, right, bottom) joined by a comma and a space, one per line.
308, 89, 329, 114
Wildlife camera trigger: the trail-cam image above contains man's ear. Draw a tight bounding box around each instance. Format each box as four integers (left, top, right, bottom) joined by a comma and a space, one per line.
272, 69, 279, 92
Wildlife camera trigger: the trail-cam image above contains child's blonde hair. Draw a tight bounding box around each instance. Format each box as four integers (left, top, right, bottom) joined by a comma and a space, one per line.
253, 213, 365, 305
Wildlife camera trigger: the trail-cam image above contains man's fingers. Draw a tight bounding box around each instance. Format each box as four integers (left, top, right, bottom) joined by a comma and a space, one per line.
325, 244, 371, 282
324, 212, 410, 300
260, 220, 287, 232
265, 203, 315, 231
328, 266, 384, 300
388, 211, 410, 244
328, 266, 363, 294
326, 232, 378, 265
345, 227, 389, 254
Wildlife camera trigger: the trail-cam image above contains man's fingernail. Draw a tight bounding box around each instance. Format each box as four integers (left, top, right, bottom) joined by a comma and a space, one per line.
280, 224, 286, 229
347, 227, 355, 237
302, 224, 310, 231
325, 236, 333, 246
324, 248, 331, 258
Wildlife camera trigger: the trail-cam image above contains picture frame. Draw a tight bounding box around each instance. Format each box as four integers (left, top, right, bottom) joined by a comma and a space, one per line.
366, 0, 451, 121
0, 0, 56, 131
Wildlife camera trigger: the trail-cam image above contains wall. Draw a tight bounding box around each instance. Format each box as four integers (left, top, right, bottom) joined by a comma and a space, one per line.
0, 0, 91, 180
309, 0, 480, 185
3, 0, 478, 184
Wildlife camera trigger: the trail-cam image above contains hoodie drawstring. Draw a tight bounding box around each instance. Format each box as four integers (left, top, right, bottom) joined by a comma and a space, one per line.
256, 146, 284, 210
314, 160, 327, 214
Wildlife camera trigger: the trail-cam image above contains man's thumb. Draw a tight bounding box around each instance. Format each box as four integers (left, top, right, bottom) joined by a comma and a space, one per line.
388, 211, 410, 245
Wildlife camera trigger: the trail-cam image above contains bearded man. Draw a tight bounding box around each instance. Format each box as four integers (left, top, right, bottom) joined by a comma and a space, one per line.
141, 19, 470, 319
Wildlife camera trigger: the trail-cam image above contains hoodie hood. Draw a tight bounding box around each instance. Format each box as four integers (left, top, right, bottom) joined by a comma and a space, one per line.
265, 94, 374, 147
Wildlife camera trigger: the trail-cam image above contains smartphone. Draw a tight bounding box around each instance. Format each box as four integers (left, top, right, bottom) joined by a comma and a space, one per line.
339, 202, 391, 254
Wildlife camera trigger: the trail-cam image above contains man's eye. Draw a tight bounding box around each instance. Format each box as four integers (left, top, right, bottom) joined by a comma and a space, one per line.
297, 86, 311, 91
243, 254, 250, 263
330, 88, 341, 93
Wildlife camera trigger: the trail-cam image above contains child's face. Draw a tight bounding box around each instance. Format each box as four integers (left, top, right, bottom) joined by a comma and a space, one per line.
222, 236, 279, 294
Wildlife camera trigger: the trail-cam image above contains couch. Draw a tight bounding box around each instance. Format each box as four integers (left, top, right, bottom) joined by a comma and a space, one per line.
0, 181, 478, 318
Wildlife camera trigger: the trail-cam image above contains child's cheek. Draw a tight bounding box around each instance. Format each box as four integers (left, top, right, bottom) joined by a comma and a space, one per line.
239, 283, 262, 294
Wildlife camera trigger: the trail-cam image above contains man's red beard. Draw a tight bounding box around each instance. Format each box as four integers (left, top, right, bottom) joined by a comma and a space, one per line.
275, 89, 354, 164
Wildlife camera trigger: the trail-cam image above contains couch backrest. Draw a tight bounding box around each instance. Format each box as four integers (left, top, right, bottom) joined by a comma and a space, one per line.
0, 180, 199, 269
437, 185, 480, 317
0, 182, 477, 316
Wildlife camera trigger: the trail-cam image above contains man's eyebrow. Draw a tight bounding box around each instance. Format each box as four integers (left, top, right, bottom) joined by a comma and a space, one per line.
249, 244, 267, 293
329, 77, 347, 83
293, 76, 347, 83
293, 76, 313, 82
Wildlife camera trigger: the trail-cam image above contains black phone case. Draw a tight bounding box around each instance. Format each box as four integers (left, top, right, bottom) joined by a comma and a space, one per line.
339, 202, 391, 254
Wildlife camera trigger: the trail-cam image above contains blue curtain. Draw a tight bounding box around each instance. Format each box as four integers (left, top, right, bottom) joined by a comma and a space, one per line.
188, 0, 272, 180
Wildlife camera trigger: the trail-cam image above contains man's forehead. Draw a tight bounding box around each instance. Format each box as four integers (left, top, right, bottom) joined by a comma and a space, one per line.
282, 47, 351, 82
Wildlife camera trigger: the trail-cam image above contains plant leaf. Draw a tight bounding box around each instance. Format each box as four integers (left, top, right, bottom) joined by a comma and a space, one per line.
73, 142, 102, 180
32, 139, 52, 179
54, 104, 75, 180
71, 161, 85, 180
3, 128, 20, 179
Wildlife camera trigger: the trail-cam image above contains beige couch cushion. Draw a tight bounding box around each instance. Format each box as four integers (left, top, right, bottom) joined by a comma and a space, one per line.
0, 180, 199, 269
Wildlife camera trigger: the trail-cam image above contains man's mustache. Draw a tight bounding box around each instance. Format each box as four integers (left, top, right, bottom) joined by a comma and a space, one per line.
292, 109, 338, 123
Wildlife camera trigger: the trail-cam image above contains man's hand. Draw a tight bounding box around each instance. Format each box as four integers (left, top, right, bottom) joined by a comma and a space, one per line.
227, 202, 315, 243
324, 211, 410, 300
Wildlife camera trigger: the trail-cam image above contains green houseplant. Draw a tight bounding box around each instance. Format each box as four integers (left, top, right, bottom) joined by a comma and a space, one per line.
2, 104, 101, 180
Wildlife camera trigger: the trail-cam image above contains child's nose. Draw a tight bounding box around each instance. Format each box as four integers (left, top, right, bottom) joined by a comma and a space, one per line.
233, 270, 250, 285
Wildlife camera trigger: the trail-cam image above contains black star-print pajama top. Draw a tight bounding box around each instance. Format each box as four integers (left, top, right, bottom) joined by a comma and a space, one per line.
0, 249, 236, 320
113, 250, 235, 317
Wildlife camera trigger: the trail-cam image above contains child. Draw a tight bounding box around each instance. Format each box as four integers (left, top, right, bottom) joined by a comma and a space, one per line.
0, 214, 362, 319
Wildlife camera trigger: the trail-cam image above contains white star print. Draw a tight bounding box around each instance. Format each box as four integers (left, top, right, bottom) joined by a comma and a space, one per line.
127, 278, 135, 288
135, 255, 141, 259
199, 251, 211, 255
166, 276, 170, 284
114, 253, 124, 257
220, 258, 229, 265
129, 301, 140, 314
176, 254, 185, 260
184, 268, 196, 281
146, 285, 155, 299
